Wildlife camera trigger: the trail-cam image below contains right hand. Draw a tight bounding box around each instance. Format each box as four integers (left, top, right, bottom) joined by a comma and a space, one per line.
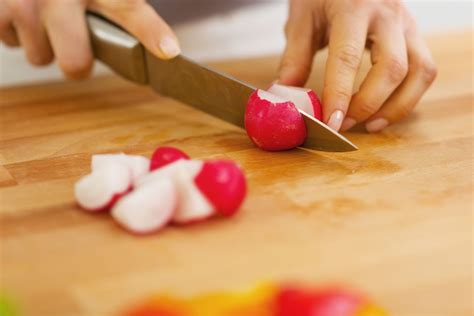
0, 0, 180, 79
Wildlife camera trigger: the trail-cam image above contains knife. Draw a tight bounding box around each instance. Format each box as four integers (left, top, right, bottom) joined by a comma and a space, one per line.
86, 13, 357, 152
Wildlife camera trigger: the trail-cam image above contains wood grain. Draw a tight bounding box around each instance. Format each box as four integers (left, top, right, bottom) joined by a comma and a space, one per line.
0, 30, 472, 316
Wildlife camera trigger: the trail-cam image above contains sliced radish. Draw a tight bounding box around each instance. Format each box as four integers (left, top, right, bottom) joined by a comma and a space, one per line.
268, 83, 323, 121
245, 89, 306, 151
150, 146, 190, 171
135, 159, 202, 188
135, 159, 246, 224
194, 160, 246, 217
111, 177, 177, 234
75, 161, 131, 212
92, 153, 150, 182
172, 165, 215, 224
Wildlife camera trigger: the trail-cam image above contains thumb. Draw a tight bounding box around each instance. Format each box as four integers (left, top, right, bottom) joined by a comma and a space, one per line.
278, 0, 318, 86
89, 1, 180, 59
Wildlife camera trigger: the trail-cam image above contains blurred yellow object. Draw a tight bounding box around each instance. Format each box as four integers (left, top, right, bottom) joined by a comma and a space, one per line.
187, 282, 277, 316
356, 304, 388, 316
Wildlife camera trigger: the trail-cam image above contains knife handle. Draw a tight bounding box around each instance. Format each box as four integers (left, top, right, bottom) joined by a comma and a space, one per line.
86, 13, 148, 84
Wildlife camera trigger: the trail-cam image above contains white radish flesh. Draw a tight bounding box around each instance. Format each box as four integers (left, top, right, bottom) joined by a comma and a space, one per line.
75, 161, 131, 212
92, 153, 150, 182
172, 166, 215, 224
111, 178, 177, 234
268, 83, 322, 120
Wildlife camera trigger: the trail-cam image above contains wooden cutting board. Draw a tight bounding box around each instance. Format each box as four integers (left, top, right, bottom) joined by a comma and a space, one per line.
0, 30, 472, 316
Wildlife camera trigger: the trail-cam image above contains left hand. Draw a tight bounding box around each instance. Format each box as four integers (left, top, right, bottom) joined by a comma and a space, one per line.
278, 0, 438, 132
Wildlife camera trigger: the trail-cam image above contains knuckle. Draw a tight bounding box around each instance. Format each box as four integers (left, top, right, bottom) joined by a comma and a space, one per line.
385, 55, 408, 83
396, 104, 413, 120
326, 86, 353, 102
419, 60, 438, 84
334, 44, 362, 71
357, 102, 378, 117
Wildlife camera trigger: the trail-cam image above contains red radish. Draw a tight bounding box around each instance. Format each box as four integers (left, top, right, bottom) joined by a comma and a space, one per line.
173, 160, 247, 223
74, 161, 132, 212
150, 146, 190, 171
245, 89, 306, 151
268, 83, 323, 121
194, 160, 246, 217
111, 177, 177, 234
92, 153, 150, 182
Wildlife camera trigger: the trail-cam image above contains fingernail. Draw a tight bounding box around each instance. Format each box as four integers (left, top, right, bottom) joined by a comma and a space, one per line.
327, 110, 344, 131
340, 117, 357, 132
366, 118, 389, 133
159, 36, 180, 58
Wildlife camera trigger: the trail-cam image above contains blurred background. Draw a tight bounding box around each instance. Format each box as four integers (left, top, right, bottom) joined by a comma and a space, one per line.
0, 0, 472, 87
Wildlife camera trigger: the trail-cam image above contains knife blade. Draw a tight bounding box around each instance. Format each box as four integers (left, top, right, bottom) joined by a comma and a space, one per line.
145, 53, 357, 152
87, 13, 357, 152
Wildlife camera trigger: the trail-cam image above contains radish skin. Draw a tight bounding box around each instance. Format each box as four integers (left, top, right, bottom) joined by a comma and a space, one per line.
150, 147, 190, 171
194, 160, 246, 217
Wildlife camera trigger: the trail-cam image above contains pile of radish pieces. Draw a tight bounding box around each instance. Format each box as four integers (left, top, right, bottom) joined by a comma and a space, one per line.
74, 84, 323, 234
74, 147, 246, 235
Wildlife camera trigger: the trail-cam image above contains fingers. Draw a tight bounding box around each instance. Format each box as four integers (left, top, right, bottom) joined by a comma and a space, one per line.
90, 0, 180, 60
40, 0, 92, 79
0, 23, 19, 47
364, 30, 437, 132
278, 0, 320, 86
341, 19, 408, 131
0, 1, 19, 46
323, 13, 369, 131
5, 0, 53, 65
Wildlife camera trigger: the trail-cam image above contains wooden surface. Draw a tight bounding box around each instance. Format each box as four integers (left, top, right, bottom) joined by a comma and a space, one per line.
0, 30, 472, 316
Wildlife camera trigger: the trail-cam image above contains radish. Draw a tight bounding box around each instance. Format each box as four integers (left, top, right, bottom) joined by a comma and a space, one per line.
135, 159, 247, 223
92, 153, 150, 182
268, 83, 323, 121
173, 160, 247, 223
74, 161, 132, 212
150, 146, 190, 171
245, 89, 306, 151
194, 160, 246, 217
111, 177, 177, 234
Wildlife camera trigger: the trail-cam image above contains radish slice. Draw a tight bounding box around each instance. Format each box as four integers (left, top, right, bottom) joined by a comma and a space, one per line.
194, 160, 246, 217
75, 161, 131, 212
111, 177, 177, 234
92, 153, 150, 182
172, 166, 215, 224
268, 83, 323, 121
135, 159, 214, 224
245, 89, 306, 151
150, 146, 190, 171
135, 159, 202, 188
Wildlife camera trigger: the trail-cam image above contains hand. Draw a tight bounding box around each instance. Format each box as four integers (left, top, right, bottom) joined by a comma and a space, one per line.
279, 0, 437, 132
0, 0, 180, 79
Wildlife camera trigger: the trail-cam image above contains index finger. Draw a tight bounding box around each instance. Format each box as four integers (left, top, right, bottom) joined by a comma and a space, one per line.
323, 13, 369, 131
